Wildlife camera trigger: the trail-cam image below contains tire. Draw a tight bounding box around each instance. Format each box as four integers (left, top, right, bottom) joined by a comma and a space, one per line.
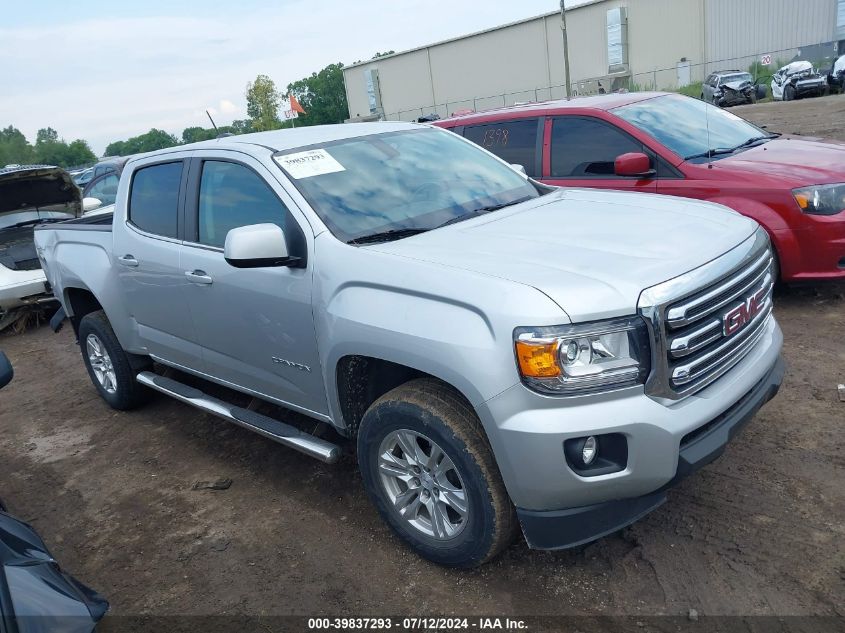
357, 378, 517, 567
78, 310, 151, 410
784, 85, 795, 101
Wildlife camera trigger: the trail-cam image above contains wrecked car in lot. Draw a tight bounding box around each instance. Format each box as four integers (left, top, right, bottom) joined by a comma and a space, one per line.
0, 351, 109, 633
771, 61, 826, 101
827, 54, 845, 94
702, 70, 766, 106
0, 166, 82, 330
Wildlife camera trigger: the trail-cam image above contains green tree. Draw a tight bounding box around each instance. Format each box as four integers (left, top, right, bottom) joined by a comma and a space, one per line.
286, 62, 349, 126
246, 74, 281, 132
65, 139, 97, 166
35, 127, 59, 145
0, 126, 34, 165
103, 128, 179, 157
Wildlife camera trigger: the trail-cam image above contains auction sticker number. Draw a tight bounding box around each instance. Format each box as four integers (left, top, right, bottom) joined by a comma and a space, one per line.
275, 149, 346, 179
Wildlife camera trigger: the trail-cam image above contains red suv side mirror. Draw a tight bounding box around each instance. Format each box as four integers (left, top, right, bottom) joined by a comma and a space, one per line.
614, 152, 655, 178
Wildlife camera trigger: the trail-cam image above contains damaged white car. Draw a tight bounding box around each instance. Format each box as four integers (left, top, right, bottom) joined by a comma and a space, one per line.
0, 166, 86, 330
771, 61, 827, 101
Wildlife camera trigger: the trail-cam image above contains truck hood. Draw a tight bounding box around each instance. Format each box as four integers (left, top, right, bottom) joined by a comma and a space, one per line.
717, 137, 845, 185
371, 188, 758, 321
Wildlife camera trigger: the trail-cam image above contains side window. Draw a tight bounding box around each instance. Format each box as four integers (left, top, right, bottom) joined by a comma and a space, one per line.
197, 161, 293, 249
550, 117, 643, 178
129, 162, 182, 238
86, 174, 119, 207
462, 119, 540, 177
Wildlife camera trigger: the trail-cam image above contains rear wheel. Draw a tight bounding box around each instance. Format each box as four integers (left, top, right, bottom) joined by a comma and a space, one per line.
78, 311, 151, 410
357, 378, 516, 567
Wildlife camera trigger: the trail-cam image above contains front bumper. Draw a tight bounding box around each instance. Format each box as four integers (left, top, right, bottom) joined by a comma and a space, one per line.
794, 79, 825, 96
516, 354, 784, 549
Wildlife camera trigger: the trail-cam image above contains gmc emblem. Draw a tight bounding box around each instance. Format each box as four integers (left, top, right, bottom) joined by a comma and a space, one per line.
723, 288, 768, 336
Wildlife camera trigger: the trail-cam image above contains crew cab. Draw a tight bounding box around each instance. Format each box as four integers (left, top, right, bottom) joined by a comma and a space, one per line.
35, 123, 784, 567
435, 93, 845, 282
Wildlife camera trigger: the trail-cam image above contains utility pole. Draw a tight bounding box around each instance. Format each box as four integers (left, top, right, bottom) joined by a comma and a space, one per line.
560, 0, 571, 99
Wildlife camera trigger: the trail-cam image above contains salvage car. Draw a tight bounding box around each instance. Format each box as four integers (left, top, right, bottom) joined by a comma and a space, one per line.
701, 70, 765, 106
771, 61, 826, 100
0, 166, 109, 330
435, 92, 845, 282
0, 351, 109, 633
36, 123, 783, 567
0, 166, 83, 329
827, 54, 845, 93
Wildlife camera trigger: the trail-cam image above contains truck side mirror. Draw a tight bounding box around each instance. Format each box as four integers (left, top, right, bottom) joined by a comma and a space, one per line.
510, 164, 527, 176
82, 197, 102, 212
614, 152, 655, 178
224, 223, 301, 269
0, 352, 13, 390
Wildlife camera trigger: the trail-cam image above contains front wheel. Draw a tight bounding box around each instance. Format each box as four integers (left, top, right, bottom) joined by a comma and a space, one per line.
357, 379, 516, 567
784, 85, 796, 101
78, 311, 151, 410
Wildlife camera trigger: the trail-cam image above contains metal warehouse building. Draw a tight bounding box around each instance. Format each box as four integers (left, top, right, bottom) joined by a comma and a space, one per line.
343, 0, 845, 122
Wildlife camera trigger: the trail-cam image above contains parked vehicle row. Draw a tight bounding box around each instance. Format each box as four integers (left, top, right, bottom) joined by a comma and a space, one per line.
434, 92, 845, 283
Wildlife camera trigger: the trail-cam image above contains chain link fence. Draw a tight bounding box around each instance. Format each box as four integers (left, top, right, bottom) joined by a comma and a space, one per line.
384, 41, 841, 121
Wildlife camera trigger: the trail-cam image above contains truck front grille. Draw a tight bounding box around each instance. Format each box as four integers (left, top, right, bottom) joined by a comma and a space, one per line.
639, 229, 775, 400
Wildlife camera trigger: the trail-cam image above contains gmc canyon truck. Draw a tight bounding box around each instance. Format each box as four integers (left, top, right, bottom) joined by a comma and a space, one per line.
34, 123, 784, 567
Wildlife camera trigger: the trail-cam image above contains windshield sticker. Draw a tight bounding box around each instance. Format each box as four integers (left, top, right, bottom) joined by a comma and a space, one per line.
275, 149, 345, 179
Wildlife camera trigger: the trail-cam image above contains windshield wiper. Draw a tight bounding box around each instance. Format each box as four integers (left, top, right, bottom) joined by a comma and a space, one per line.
435, 197, 534, 229
346, 227, 429, 245
685, 135, 776, 161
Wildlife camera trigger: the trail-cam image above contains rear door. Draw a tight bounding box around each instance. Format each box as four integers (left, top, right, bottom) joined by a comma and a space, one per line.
112, 156, 202, 368
179, 152, 328, 416
542, 115, 657, 193
460, 118, 543, 178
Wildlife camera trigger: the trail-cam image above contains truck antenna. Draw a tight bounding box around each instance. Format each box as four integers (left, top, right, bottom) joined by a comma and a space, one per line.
206, 110, 219, 133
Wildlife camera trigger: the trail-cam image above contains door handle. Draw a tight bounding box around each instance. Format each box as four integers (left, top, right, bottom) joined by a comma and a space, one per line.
185, 270, 213, 285
118, 254, 139, 267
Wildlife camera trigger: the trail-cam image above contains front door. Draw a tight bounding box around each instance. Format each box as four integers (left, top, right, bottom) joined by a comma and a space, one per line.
180, 154, 328, 417
113, 158, 201, 368
541, 116, 657, 193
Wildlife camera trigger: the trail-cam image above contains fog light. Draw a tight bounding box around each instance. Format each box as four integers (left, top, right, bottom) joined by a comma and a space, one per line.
582, 436, 597, 464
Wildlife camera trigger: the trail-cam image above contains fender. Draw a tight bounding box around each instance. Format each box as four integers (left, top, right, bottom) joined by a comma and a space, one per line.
704, 195, 797, 279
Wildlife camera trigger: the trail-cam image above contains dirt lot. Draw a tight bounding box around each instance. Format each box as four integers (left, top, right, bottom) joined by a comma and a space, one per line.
1, 97, 844, 624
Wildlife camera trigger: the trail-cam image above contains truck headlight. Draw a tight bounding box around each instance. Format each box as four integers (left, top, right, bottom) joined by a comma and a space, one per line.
793, 183, 845, 216
514, 317, 651, 395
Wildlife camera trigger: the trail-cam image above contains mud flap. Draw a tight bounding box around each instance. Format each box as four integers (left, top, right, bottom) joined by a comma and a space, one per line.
50, 306, 66, 333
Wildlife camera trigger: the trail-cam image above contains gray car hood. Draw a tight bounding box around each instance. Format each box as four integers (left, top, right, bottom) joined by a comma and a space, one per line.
0, 165, 81, 218
371, 188, 758, 322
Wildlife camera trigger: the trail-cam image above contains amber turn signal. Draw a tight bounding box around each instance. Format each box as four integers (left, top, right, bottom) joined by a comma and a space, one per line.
515, 340, 561, 378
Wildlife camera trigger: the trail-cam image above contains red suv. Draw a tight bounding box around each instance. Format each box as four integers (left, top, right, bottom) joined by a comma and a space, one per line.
434, 92, 845, 282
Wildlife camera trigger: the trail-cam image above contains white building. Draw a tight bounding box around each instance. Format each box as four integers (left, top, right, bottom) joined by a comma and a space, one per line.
343, 0, 845, 121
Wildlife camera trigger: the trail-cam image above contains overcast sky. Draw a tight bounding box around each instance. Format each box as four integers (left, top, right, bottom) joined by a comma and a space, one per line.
0, 0, 587, 155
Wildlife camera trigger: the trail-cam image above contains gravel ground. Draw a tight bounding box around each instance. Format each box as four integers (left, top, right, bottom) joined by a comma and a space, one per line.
0, 96, 843, 625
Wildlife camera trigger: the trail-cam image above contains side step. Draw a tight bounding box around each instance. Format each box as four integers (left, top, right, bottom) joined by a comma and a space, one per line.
136, 371, 341, 464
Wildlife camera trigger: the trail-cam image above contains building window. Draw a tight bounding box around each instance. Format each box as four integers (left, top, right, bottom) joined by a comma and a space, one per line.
606, 7, 628, 72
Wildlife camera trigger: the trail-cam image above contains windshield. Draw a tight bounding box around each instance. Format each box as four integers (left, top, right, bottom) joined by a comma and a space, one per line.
274, 128, 539, 243
612, 94, 768, 161
720, 73, 752, 84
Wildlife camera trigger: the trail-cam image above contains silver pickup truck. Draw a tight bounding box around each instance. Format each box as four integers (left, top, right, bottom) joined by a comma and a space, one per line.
35, 122, 784, 567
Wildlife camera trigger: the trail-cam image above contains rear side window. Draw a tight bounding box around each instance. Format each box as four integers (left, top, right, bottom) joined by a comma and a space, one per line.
462, 119, 540, 177
129, 162, 182, 238
197, 161, 291, 248
550, 117, 642, 178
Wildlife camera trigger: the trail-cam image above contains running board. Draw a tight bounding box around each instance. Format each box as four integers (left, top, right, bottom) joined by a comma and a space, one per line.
136, 371, 341, 464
